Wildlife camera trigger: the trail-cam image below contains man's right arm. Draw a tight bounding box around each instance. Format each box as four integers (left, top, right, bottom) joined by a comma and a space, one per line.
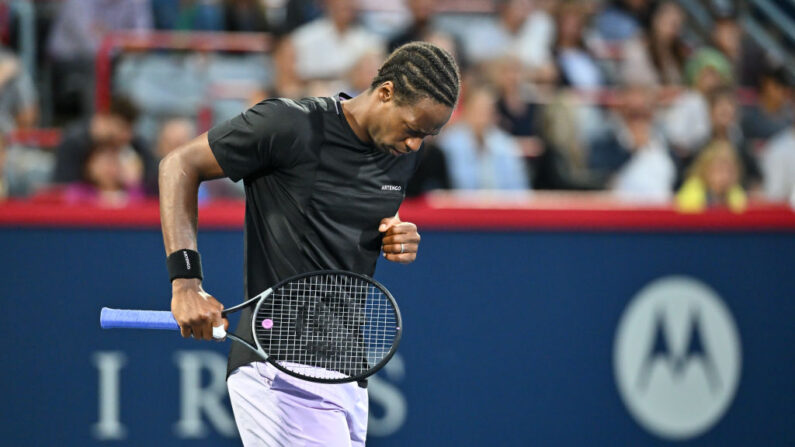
159, 133, 228, 341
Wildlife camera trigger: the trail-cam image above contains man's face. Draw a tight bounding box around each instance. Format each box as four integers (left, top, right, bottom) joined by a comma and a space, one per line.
501, 0, 531, 30
760, 77, 787, 102
620, 87, 653, 122
712, 21, 740, 56
369, 92, 453, 156
327, 0, 355, 30
95, 115, 133, 149
408, 0, 434, 23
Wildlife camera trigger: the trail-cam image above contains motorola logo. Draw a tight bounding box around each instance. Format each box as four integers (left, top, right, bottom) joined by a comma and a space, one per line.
613, 276, 741, 440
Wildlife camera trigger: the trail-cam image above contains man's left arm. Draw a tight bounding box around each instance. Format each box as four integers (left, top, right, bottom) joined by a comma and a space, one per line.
379, 214, 420, 264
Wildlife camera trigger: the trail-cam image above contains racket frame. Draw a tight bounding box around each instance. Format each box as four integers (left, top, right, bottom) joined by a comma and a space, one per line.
220, 289, 273, 361
227, 270, 403, 384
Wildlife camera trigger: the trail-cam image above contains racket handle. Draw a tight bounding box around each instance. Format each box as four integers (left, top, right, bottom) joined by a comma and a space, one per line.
100, 308, 179, 330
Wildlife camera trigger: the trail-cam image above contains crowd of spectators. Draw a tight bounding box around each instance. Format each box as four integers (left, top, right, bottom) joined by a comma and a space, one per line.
0, 0, 793, 210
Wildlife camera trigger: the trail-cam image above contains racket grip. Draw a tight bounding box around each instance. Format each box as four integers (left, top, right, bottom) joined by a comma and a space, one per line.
100, 308, 179, 330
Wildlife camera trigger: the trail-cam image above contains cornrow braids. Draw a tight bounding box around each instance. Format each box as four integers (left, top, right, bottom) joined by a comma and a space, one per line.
370, 42, 461, 108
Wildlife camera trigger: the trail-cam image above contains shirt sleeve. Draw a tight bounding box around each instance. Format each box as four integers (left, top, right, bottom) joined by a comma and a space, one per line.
208, 99, 313, 182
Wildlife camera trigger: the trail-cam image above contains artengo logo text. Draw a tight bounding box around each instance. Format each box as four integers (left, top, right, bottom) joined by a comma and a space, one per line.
381, 185, 402, 191
613, 276, 741, 440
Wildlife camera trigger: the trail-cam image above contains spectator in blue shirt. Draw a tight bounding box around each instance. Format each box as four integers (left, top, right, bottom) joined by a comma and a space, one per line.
437, 83, 529, 190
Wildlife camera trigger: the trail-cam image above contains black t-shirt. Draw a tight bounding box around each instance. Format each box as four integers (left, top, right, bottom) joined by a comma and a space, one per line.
208, 95, 421, 376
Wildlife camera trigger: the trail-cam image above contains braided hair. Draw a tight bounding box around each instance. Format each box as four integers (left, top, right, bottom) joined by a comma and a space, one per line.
370, 42, 461, 108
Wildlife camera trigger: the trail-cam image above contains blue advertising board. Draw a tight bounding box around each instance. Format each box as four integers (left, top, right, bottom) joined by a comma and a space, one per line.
1, 212, 793, 446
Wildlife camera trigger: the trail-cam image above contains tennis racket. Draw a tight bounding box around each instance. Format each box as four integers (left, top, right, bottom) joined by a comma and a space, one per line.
100, 270, 402, 384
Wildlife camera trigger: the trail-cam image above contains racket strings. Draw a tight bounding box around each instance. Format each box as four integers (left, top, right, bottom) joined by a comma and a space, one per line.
253, 273, 398, 381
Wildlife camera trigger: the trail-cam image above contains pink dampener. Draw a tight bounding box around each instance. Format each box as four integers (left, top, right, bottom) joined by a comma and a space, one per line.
262, 319, 274, 330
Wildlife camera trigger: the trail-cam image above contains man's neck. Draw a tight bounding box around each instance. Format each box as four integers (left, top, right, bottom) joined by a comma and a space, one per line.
340, 94, 373, 144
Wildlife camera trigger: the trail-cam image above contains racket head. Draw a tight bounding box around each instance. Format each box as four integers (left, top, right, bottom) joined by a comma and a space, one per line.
251, 270, 402, 384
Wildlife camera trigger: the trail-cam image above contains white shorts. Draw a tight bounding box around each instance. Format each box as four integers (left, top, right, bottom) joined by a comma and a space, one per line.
227, 362, 369, 447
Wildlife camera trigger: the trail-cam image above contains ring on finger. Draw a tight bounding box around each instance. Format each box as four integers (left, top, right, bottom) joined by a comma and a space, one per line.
400, 243, 405, 254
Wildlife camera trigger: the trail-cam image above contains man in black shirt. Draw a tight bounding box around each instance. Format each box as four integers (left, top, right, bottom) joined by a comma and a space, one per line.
159, 42, 460, 445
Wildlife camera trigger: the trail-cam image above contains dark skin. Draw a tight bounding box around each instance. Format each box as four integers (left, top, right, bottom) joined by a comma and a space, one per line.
161, 81, 453, 340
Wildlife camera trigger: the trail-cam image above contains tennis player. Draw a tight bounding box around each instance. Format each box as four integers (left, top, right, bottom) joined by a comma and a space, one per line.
159, 42, 460, 446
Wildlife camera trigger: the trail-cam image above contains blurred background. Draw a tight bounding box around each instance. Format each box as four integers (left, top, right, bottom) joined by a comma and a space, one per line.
0, 0, 793, 446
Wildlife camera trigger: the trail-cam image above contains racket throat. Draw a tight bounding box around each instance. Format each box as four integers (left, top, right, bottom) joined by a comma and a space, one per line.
227, 333, 269, 361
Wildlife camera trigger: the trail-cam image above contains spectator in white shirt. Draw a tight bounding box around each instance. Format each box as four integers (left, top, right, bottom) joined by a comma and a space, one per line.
464, 0, 556, 83
761, 125, 795, 204
291, 0, 385, 81
589, 86, 675, 202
